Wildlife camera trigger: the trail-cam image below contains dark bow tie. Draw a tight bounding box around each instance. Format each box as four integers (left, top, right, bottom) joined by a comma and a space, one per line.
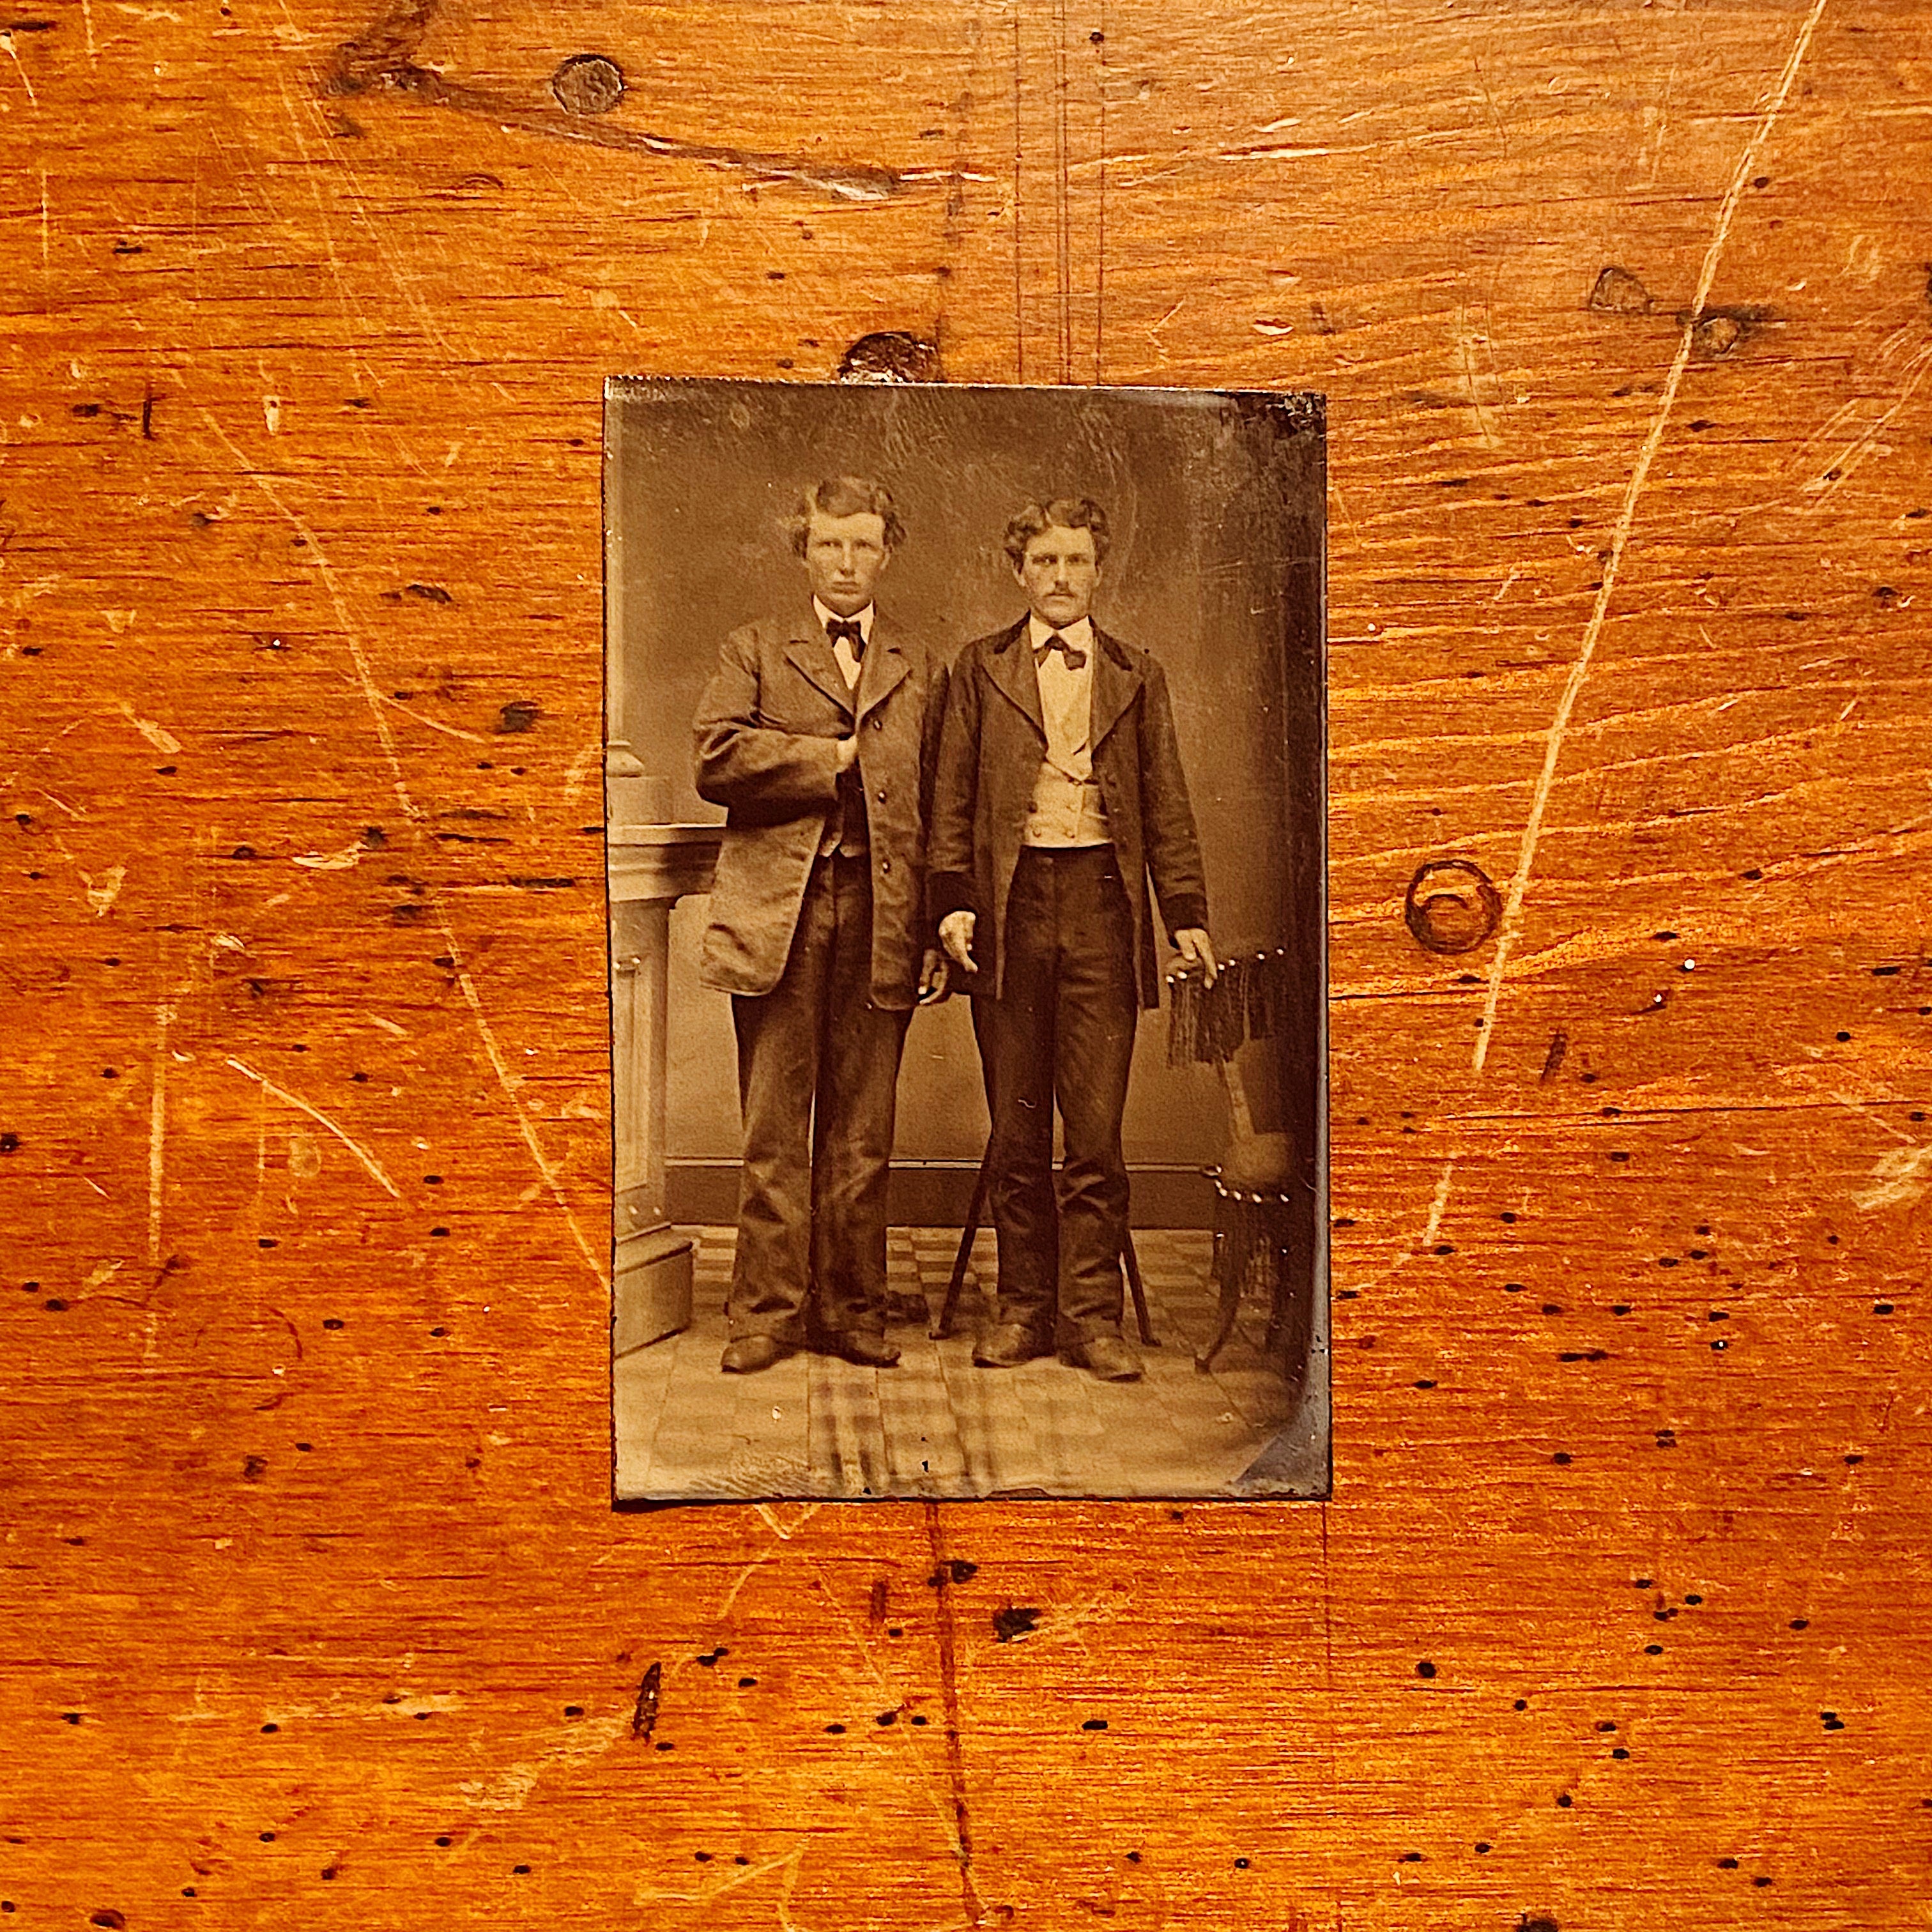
1034, 629, 1087, 671
825, 617, 866, 661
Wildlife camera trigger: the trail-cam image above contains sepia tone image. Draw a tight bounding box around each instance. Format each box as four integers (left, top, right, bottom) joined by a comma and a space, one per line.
605, 379, 1326, 1502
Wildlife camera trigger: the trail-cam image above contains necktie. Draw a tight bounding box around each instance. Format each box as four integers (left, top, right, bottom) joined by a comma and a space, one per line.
1035, 629, 1087, 671
826, 617, 865, 662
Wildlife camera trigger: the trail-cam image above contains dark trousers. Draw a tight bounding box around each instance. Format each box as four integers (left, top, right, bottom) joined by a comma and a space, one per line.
728, 854, 910, 1342
972, 846, 1139, 1342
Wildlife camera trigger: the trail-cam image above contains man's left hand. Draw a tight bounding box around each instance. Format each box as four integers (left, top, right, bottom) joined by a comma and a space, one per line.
917, 947, 951, 1004
1173, 928, 1217, 987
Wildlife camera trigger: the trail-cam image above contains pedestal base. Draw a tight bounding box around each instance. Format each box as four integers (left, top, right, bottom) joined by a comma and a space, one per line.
614, 1223, 695, 1356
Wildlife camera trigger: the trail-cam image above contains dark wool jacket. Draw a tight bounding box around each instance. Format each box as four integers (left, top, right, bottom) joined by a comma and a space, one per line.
693, 606, 946, 1009
927, 616, 1209, 1008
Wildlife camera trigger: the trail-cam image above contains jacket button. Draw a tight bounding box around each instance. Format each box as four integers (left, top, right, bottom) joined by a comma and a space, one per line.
880, 858, 891, 874
876, 788, 887, 802
870, 715, 883, 729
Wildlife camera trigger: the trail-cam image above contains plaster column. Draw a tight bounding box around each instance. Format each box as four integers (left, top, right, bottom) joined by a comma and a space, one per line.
608, 820, 721, 1355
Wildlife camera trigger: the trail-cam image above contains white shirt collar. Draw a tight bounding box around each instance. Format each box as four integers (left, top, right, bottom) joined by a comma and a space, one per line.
1027, 613, 1094, 656
814, 598, 874, 642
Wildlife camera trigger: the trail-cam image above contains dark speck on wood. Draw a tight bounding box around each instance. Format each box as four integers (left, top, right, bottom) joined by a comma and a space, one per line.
630, 1661, 661, 1740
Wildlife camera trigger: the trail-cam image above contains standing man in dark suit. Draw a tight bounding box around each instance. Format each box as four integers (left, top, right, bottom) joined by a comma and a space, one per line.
929, 496, 1216, 1383
693, 475, 948, 1375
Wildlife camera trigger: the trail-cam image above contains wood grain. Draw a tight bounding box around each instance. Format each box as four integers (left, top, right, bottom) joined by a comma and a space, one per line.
3, 0, 1929, 1925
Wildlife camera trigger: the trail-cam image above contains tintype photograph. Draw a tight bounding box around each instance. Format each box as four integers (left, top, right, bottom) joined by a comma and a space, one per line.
605, 380, 1326, 1502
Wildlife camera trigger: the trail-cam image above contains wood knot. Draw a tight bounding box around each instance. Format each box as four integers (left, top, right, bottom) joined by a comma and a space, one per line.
1680, 304, 1771, 359
551, 53, 625, 116
1404, 859, 1501, 955
1588, 266, 1652, 316
838, 332, 942, 383
1690, 312, 1744, 358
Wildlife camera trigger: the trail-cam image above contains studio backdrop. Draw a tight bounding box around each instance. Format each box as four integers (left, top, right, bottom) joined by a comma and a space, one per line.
606, 379, 1326, 1232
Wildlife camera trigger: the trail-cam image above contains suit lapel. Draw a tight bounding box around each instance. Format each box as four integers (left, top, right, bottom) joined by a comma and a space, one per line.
853, 613, 909, 724
1089, 628, 1143, 753
782, 608, 855, 717
983, 617, 1045, 739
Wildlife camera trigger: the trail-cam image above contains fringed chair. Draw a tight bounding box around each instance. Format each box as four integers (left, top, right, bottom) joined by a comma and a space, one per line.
1168, 948, 1311, 1377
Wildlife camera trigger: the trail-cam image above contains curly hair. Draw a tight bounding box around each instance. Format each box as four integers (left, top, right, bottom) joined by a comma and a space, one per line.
1000, 496, 1111, 569
783, 475, 906, 558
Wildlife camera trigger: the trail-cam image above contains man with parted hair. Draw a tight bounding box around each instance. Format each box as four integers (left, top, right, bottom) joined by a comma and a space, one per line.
929, 494, 1216, 1383
693, 475, 949, 1375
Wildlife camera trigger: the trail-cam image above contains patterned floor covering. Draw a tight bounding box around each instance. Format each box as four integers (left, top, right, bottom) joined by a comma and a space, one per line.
615, 1228, 1327, 1502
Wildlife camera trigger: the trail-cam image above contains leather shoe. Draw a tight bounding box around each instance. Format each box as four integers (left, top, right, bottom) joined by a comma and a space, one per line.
720, 1334, 785, 1374
972, 1322, 1053, 1368
818, 1330, 901, 1368
1066, 1333, 1142, 1382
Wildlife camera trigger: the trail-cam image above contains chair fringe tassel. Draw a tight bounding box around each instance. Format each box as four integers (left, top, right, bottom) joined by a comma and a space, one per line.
1166, 946, 1295, 1066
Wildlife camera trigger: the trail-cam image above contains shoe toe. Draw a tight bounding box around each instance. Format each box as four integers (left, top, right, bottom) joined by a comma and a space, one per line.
1077, 1336, 1142, 1381
820, 1331, 900, 1368
973, 1323, 1048, 1367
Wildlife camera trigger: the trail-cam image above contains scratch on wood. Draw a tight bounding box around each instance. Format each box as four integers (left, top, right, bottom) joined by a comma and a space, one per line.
327, 0, 902, 201
1851, 1144, 1932, 1213
379, 692, 490, 743
224, 1056, 400, 1198
190, 396, 606, 1287
716, 1547, 776, 1618
783, 1542, 963, 1848
1800, 341, 1932, 508
81, 862, 125, 916
923, 1502, 983, 1926
1420, 1160, 1455, 1248
1093, 0, 1107, 381
1454, 314, 1501, 448
1009, 8, 1025, 378
717, 1503, 825, 1618
751, 1501, 821, 1542
632, 1847, 804, 1913
459, 1707, 632, 1809
3, 29, 40, 106
1471, 0, 1830, 1073
149, 1000, 174, 1265
116, 702, 182, 755
1051, 0, 1073, 382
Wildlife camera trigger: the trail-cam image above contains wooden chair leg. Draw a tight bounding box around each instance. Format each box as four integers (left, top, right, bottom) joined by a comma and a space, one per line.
1195, 1224, 1245, 1372
932, 1153, 993, 1340
1122, 1231, 1158, 1347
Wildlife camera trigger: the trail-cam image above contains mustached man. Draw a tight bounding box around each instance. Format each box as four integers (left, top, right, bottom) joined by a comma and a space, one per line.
929, 496, 1216, 1383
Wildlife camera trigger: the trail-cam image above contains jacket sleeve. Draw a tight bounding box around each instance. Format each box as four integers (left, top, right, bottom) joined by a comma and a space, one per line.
692, 627, 841, 821
925, 647, 980, 925
916, 654, 951, 940
1137, 658, 1210, 936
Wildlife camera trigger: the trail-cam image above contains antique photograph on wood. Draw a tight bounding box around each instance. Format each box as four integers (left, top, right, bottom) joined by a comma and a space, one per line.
606, 379, 1326, 1501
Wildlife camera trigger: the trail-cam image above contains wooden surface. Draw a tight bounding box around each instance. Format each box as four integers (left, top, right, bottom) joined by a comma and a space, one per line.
4, 0, 1929, 1926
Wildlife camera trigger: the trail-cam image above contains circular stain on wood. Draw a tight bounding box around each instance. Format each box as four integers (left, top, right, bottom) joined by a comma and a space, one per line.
1404, 858, 1502, 954
551, 54, 625, 116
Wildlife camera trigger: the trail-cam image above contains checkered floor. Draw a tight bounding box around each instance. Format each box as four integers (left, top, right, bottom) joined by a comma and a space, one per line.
615, 1227, 1326, 1501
